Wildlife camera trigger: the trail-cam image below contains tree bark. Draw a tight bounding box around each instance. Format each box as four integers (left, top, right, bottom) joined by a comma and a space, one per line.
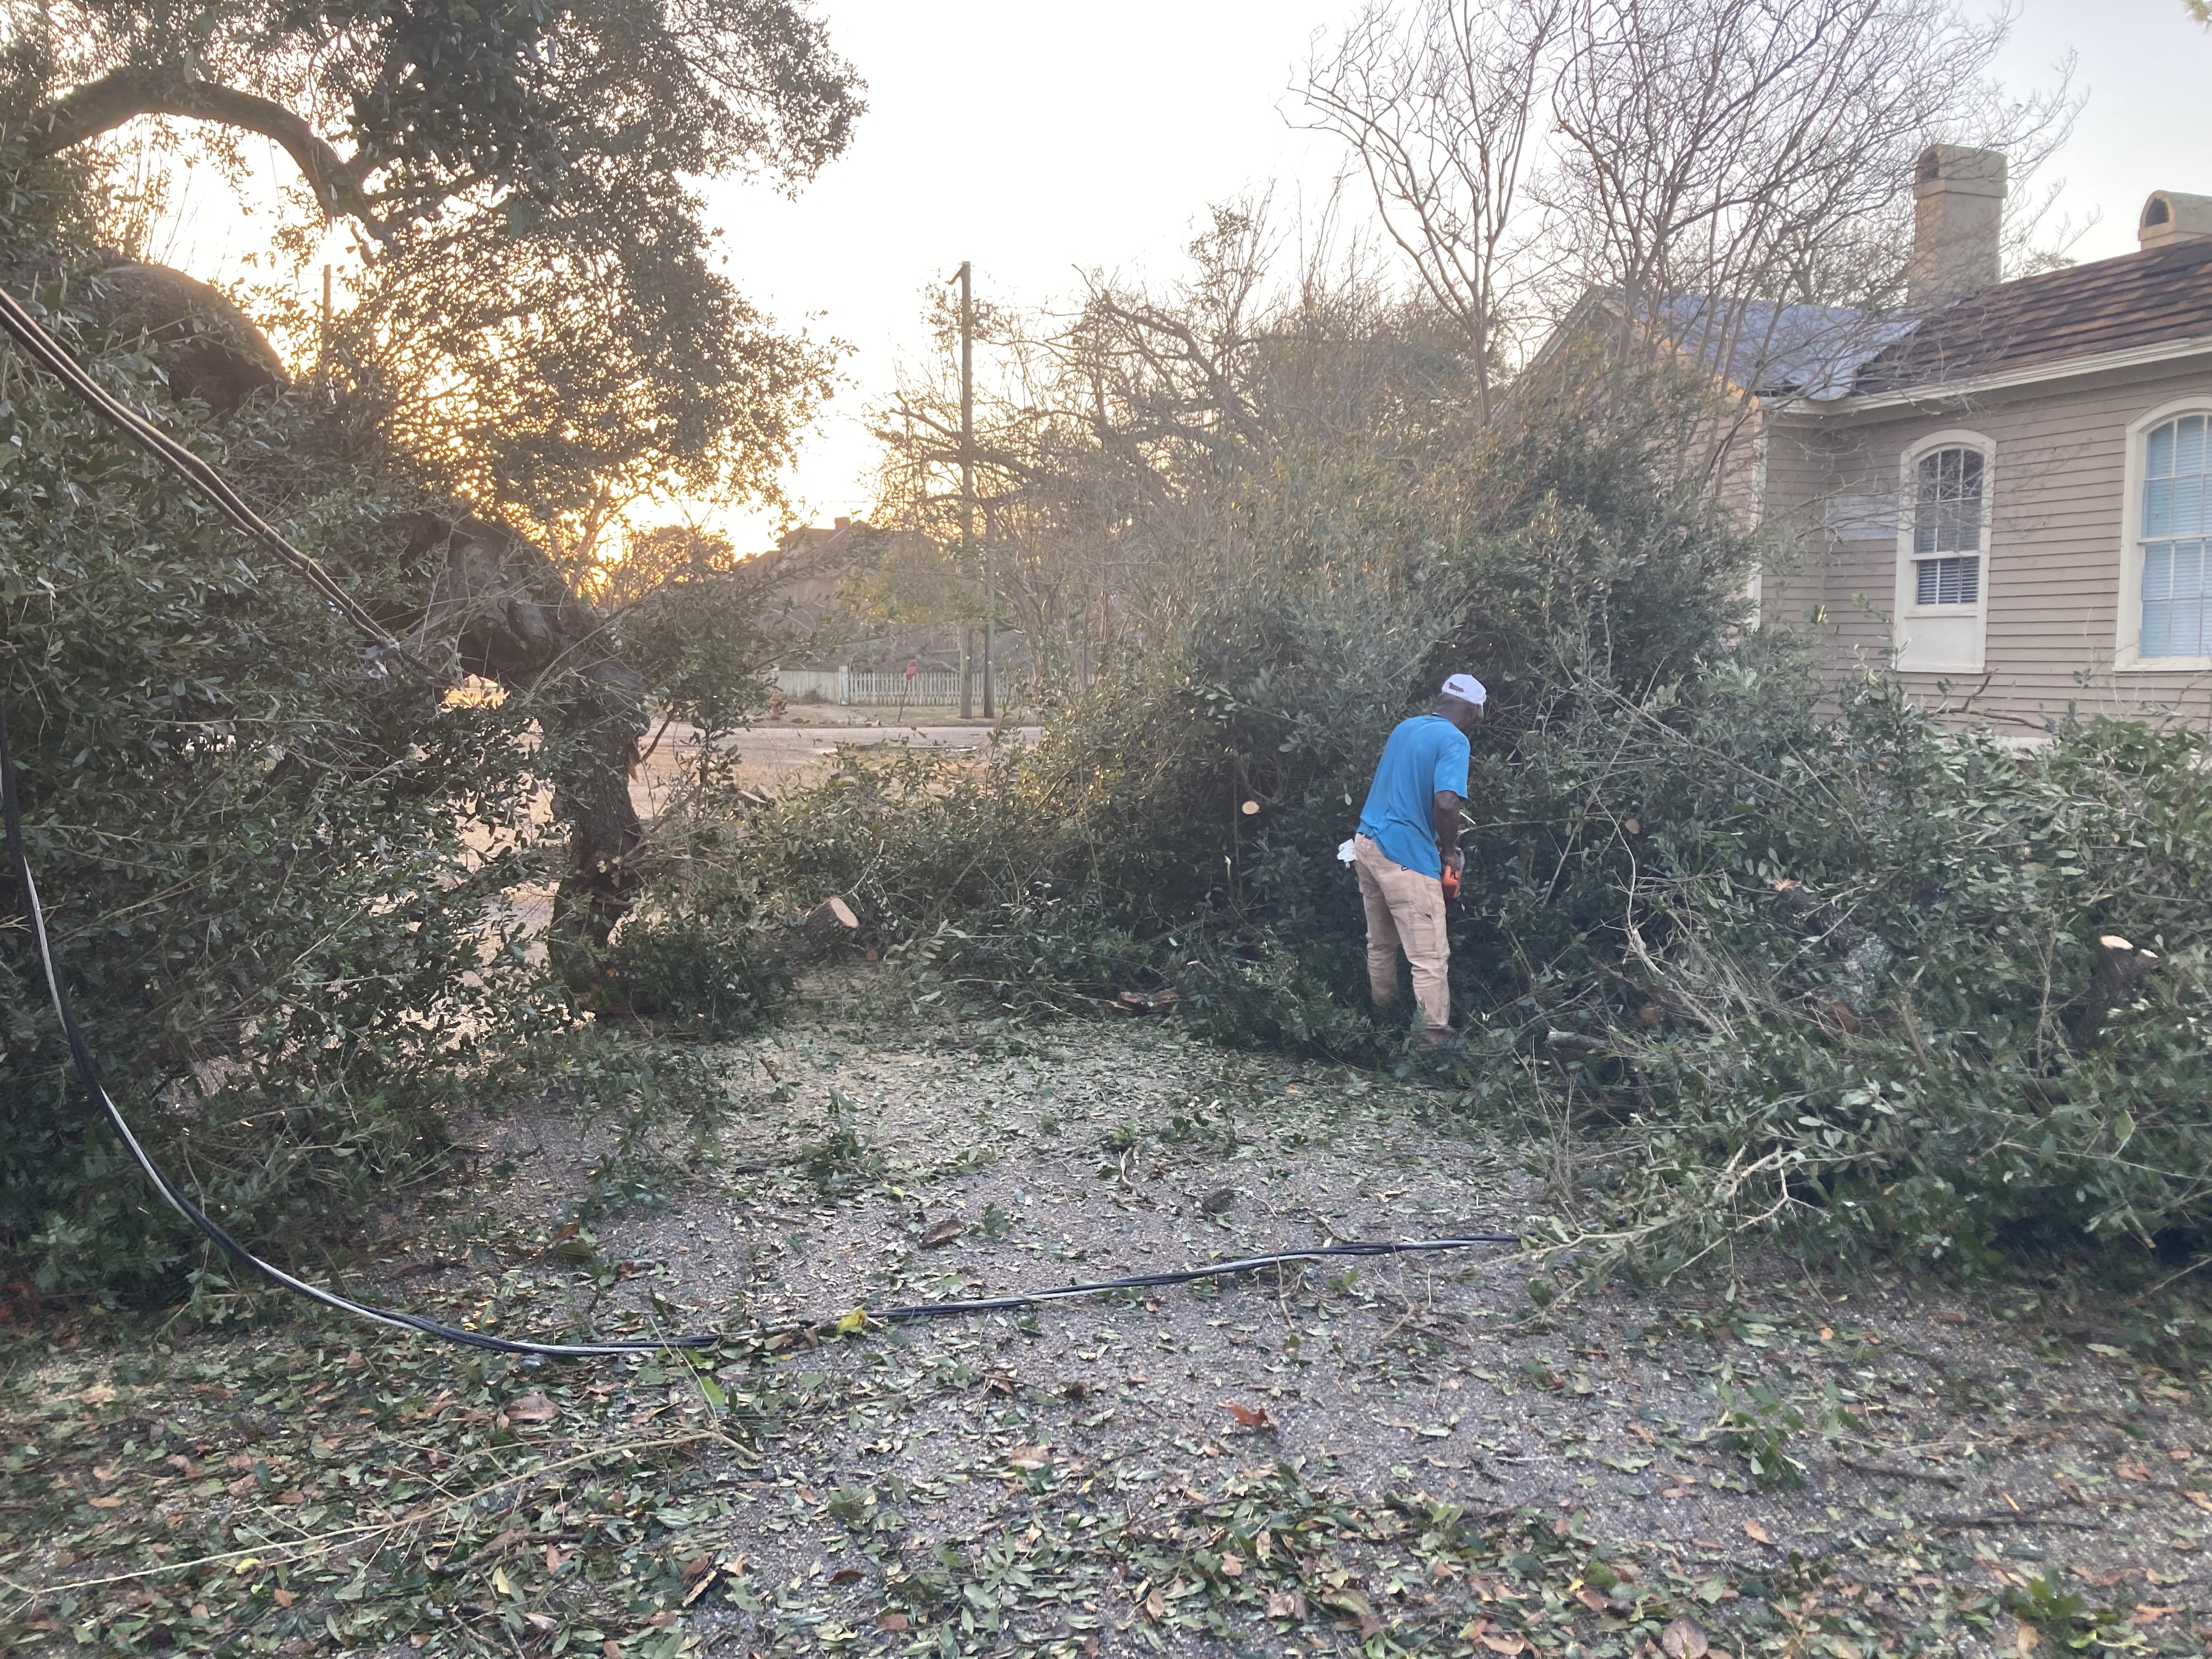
399, 514, 648, 994
1772, 878, 1896, 1014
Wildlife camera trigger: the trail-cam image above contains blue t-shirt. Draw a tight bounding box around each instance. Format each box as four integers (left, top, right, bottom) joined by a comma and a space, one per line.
1357, 715, 1471, 878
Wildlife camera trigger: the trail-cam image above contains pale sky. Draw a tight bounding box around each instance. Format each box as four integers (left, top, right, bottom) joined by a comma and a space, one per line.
160, 0, 2212, 554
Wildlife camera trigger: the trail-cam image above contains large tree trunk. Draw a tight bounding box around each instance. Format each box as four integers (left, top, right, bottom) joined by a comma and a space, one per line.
42, 261, 649, 994
398, 514, 648, 994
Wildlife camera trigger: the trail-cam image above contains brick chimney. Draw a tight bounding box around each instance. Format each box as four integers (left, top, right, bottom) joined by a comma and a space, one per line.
1908, 145, 2006, 308
2139, 190, 2212, 251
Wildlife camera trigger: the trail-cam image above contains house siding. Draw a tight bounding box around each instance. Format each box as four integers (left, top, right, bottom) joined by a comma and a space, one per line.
1760, 361, 2212, 732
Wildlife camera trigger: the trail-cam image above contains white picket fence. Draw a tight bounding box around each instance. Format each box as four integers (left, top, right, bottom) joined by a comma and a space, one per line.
848, 670, 961, 706
770, 667, 964, 707
769, 668, 844, 703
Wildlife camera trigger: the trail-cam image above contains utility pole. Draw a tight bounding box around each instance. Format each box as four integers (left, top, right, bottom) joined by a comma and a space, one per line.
922, 394, 968, 721
951, 261, 991, 719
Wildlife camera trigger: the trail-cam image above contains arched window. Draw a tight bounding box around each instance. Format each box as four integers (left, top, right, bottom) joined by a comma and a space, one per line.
1893, 432, 1993, 674
2140, 413, 2209, 659
1911, 446, 1984, 606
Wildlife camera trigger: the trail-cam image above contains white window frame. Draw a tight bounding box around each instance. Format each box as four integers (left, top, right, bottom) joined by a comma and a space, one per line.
1892, 428, 1995, 674
2116, 395, 2212, 672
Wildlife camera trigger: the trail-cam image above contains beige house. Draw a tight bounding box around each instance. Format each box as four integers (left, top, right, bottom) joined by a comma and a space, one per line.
1556, 148, 2212, 732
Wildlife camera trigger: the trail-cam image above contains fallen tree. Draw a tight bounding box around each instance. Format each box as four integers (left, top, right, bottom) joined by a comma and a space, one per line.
10, 261, 657, 991
0, 0, 862, 1295
0, 0, 864, 990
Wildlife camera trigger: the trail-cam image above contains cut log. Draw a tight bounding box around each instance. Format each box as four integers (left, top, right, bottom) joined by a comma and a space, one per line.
782, 895, 860, 960
1541, 1028, 1640, 1060
2073, 933, 2159, 1043
1114, 987, 1182, 1015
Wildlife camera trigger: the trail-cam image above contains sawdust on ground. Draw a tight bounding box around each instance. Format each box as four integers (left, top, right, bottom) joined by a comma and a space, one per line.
415, 968, 2212, 1650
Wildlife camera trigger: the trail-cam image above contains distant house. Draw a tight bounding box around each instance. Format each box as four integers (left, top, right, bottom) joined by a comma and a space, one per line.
751, 518, 1030, 706
1534, 147, 2212, 731
749, 515, 866, 636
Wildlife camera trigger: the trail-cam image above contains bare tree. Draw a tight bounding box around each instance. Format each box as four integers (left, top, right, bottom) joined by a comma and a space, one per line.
866, 206, 1466, 696
1549, 0, 2056, 308
1544, 0, 2075, 482
866, 216, 1264, 690
1304, 0, 2076, 483
1302, 0, 1564, 423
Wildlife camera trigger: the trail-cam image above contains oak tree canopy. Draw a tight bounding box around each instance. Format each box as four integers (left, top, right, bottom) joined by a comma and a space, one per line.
5, 0, 865, 528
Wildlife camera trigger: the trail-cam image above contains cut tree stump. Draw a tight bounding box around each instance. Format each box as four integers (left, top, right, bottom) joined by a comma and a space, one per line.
1114, 987, 1181, 1015
782, 895, 860, 960
2073, 933, 2159, 1042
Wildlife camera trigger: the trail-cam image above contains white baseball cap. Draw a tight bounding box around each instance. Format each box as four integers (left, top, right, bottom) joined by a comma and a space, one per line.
1441, 673, 1487, 706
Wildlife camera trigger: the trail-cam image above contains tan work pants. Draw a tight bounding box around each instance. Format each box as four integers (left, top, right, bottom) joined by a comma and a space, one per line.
1353, 833, 1449, 1041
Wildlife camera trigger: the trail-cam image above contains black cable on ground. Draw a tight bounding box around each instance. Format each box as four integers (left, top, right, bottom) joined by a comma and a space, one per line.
0, 270, 1521, 1362
870, 1232, 1520, 1323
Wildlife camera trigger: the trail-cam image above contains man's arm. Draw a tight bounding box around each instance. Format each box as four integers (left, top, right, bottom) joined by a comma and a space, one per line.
1432, 790, 1464, 870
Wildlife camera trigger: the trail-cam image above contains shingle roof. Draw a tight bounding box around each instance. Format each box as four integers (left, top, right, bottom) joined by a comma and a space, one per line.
1654, 295, 1919, 402
1853, 238, 2212, 394
1557, 242, 2212, 411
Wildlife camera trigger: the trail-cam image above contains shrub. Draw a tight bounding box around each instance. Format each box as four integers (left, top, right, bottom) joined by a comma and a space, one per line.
0, 243, 557, 1298
609, 872, 793, 1040
1545, 673, 2212, 1274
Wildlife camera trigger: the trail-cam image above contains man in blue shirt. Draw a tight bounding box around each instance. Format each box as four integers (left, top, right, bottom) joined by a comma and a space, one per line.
1352, 673, 1484, 1048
